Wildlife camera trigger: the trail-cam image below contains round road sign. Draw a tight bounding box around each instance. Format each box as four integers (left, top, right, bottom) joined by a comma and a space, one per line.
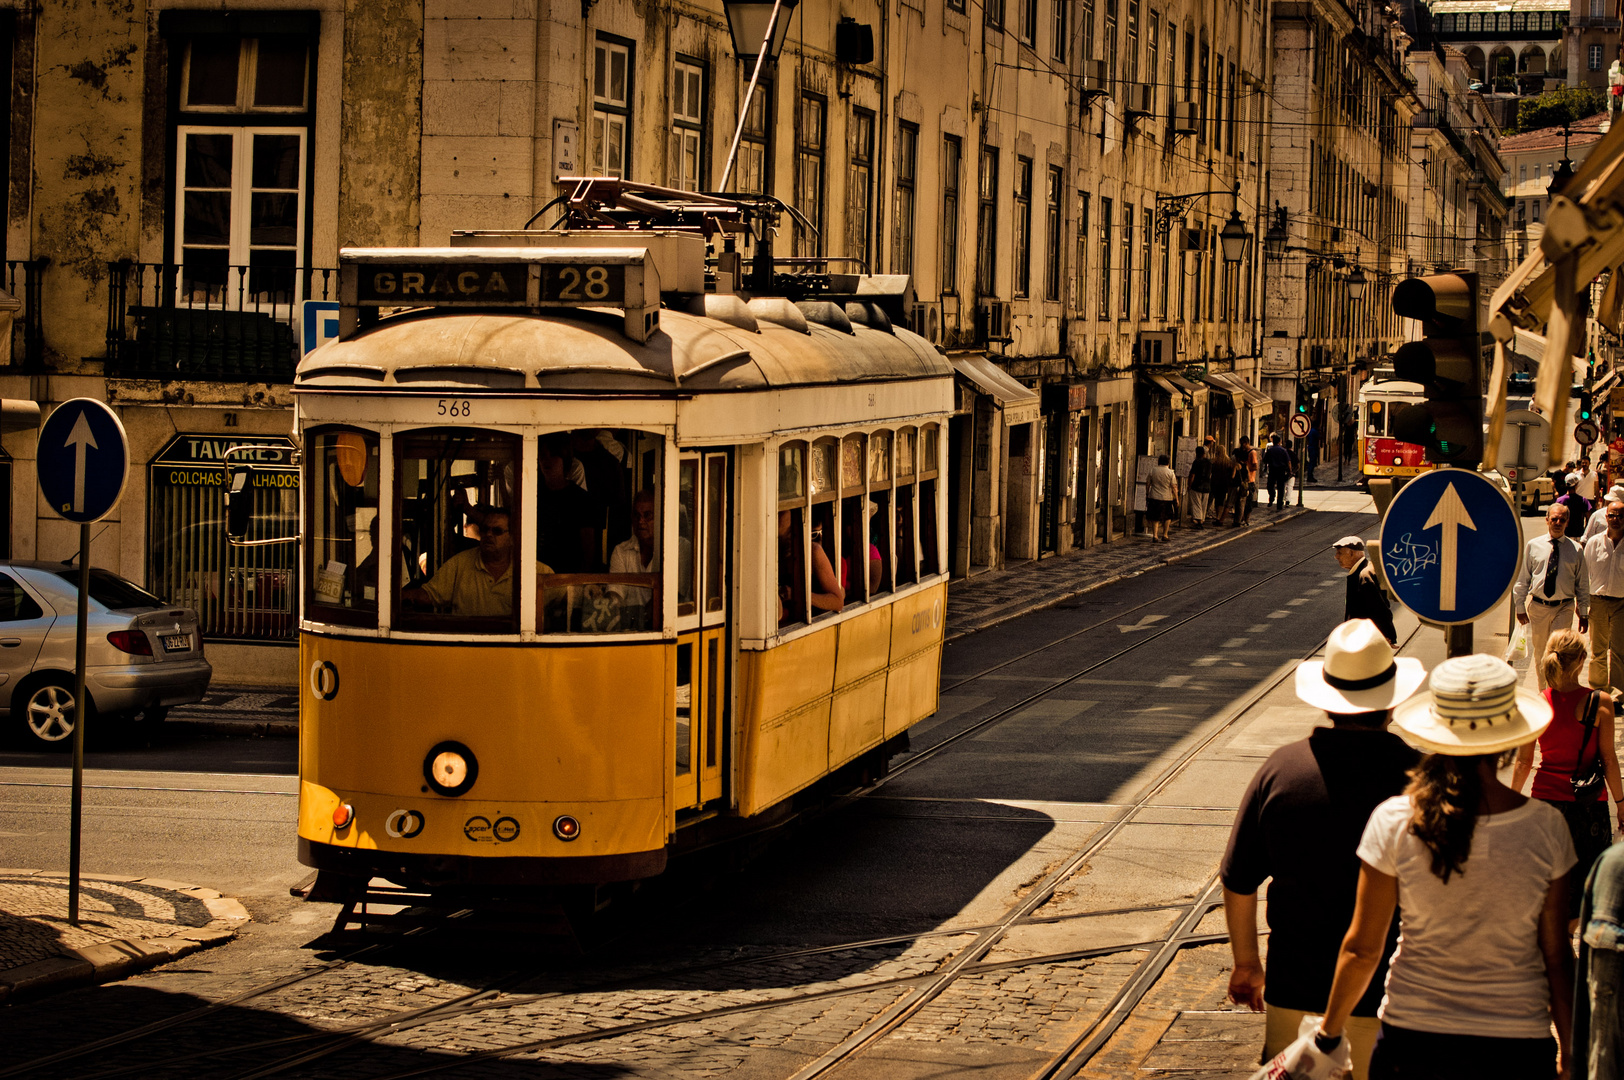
36, 399, 128, 524
1289, 413, 1310, 438
1378, 468, 1521, 626
1576, 419, 1600, 446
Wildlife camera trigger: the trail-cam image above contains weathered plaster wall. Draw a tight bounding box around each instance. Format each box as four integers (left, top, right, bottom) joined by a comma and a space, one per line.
33, 0, 147, 365
340, 0, 422, 248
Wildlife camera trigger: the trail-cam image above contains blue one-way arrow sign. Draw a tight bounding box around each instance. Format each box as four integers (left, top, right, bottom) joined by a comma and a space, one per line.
38, 399, 128, 524
1379, 469, 1521, 626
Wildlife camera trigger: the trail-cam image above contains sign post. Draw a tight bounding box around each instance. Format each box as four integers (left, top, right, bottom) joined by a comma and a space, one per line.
36, 399, 129, 926
1379, 467, 1522, 658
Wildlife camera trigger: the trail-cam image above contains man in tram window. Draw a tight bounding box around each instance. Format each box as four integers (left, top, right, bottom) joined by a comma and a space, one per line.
604, 488, 688, 630
402, 508, 549, 617
536, 434, 597, 572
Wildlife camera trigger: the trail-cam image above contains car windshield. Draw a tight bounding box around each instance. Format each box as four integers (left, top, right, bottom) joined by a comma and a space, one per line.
55, 568, 167, 611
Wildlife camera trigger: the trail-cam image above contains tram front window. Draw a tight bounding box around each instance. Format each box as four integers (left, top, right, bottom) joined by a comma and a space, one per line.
396, 429, 522, 632
307, 428, 381, 625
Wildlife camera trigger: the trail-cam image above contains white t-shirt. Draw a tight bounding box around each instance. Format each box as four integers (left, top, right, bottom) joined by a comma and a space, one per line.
1356, 795, 1576, 1038
1147, 465, 1178, 502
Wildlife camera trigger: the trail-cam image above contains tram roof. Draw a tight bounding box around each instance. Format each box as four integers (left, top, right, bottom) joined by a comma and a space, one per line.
1359, 380, 1424, 398
294, 307, 953, 394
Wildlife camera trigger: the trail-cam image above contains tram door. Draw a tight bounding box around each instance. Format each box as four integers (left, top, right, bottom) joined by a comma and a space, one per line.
674, 452, 730, 811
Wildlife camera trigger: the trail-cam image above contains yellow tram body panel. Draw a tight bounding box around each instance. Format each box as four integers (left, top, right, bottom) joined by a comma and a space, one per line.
737, 583, 945, 816
298, 635, 672, 861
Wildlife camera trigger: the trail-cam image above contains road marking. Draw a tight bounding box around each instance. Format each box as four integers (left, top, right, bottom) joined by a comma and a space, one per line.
1247, 624, 1271, 633
1117, 614, 1168, 633
1268, 610, 1292, 618
1287, 598, 1308, 606
1157, 674, 1192, 688
972, 698, 1097, 741
1191, 656, 1221, 667
1222, 638, 1249, 648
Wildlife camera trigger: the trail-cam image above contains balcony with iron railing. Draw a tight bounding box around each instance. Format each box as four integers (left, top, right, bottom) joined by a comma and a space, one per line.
4, 259, 46, 370
105, 262, 337, 381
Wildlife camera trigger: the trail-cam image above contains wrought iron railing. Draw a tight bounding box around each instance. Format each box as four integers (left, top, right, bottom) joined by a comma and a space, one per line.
105, 261, 338, 381
4, 259, 46, 370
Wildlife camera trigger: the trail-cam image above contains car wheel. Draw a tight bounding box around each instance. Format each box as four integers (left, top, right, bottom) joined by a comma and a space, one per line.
17, 678, 89, 751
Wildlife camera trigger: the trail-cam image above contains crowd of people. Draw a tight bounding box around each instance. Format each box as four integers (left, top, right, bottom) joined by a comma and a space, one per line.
1149, 433, 1309, 541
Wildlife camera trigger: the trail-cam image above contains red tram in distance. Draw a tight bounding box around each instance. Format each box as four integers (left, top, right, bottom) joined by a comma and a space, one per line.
1358, 379, 1432, 481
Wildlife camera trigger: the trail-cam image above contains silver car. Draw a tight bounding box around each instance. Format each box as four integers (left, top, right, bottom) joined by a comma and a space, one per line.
1, 562, 212, 749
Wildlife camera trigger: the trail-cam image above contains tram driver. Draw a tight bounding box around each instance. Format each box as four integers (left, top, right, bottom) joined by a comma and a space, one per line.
402, 507, 552, 617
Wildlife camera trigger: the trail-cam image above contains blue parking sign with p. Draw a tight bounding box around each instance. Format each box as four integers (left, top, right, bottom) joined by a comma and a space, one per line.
302, 300, 342, 356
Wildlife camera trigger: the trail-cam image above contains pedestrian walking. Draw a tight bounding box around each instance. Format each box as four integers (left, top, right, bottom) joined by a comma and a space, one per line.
1313, 654, 1576, 1080
1343, 422, 1358, 464
1583, 485, 1624, 543
1572, 840, 1624, 1080
1263, 433, 1293, 509
1305, 422, 1320, 482
1561, 474, 1594, 540
1237, 436, 1258, 525
1146, 453, 1178, 542
1514, 503, 1591, 689
1211, 445, 1236, 526
1585, 495, 1624, 698
1512, 628, 1623, 925
1189, 446, 1211, 528
1333, 536, 1397, 647
1221, 620, 1425, 1080
1579, 458, 1601, 501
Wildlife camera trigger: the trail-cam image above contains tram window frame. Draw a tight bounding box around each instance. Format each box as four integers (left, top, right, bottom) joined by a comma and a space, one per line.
840, 433, 876, 605
777, 442, 810, 628
920, 423, 941, 577
895, 427, 919, 588
1365, 401, 1386, 438
869, 430, 894, 596
305, 426, 382, 628
393, 427, 523, 636
810, 437, 841, 622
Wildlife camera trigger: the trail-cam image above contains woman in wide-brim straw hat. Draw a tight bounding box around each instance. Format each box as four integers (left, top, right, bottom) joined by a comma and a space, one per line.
1312, 654, 1578, 1080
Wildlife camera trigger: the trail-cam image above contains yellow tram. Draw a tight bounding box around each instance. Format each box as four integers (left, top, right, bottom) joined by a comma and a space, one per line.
277, 184, 953, 891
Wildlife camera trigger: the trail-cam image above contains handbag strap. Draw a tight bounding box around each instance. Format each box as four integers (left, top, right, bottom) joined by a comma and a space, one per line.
1577, 690, 1602, 770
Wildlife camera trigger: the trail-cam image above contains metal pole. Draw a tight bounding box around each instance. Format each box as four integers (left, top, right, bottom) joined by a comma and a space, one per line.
67, 522, 90, 927
719, 0, 787, 192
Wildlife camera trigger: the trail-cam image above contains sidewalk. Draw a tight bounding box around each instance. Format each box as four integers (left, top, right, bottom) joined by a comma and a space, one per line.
0, 870, 249, 1003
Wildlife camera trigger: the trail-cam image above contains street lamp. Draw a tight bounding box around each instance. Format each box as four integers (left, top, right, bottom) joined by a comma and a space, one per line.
723, 0, 800, 63
1219, 208, 1252, 264
1549, 120, 1575, 196
1346, 264, 1369, 301
1264, 204, 1289, 260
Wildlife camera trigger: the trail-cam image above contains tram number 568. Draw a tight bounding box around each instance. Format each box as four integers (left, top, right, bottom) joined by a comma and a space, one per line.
437, 399, 472, 418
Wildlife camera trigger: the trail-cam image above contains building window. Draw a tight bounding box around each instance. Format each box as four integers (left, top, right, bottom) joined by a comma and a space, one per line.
1019, 0, 1038, 44
1098, 197, 1113, 320
1533, 201, 1542, 222
1592, 0, 1606, 16
1592, 44, 1605, 70
149, 434, 299, 642
1227, 59, 1237, 153
171, 29, 313, 307
1497, 12, 1511, 32
1054, 0, 1070, 62
1198, 33, 1209, 143
1045, 166, 1063, 301
592, 35, 633, 178
987, 0, 1005, 28
1120, 202, 1133, 319
737, 78, 773, 195
895, 123, 918, 277
1125, 0, 1140, 84
1075, 192, 1090, 308
1512, 12, 1526, 31
1013, 158, 1033, 297
848, 108, 875, 271
1159, 220, 1171, 318
1104, 0, 1119, 88
977, 146, 1000, 295
794, 93, 826, 258
1141, 206, 1153, 314
943, 136, 962, 292
1469, 13, 1482, 32
672, 59, 705, 192
1146, 14, 1160, 116
1081, 0, 1095, 58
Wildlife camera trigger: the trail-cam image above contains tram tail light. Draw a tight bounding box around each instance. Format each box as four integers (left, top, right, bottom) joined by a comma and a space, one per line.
106, 630, 153, 656
333, 803, 355, 828
553, 815, 581, 841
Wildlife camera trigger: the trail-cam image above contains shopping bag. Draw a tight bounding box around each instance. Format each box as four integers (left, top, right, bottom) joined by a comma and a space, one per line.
1503, 623, 1529, 663
1284, 477, 1297, 503
1246, 1015, 1351, 1080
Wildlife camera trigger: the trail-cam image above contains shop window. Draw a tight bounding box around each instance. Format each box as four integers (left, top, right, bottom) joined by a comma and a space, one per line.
920, 424, 941, 576
869, 430, 894, 595
148, 434, 298, 642
537, 429, 664, 634
306, 428, 380, 626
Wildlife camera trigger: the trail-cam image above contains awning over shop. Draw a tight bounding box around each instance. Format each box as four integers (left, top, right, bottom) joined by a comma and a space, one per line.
1198, 371, 1242, 416
1165, 372, 1210, 404
1144, 374, 1189, 412
951, 354, 1041, 426
1207, 371, 1272, 411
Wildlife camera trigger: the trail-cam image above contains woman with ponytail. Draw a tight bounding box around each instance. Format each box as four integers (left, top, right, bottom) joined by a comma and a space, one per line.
1512, 628, 1624, 925
1314, 655, 1577, 1079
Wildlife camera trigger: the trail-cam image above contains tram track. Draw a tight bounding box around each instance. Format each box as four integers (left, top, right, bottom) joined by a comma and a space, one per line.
12, 505, 1385, 1080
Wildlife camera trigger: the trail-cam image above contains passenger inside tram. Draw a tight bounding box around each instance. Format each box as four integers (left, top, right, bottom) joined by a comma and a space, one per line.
840, 498, 883, 602
402, 508, 549, 617
601, 488, 678, 631
536, 434, 596, 573
777, 509, 842, 625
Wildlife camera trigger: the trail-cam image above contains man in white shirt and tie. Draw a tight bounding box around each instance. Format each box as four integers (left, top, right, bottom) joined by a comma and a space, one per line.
1515, 502, 1589, 688
1584, 495, 1624, 697
1583, 484, 1624, 542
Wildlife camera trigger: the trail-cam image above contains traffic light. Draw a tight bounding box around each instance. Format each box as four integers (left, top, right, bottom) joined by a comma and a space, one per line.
1390, 272, 1483, 464
1580, 391, 1595, 423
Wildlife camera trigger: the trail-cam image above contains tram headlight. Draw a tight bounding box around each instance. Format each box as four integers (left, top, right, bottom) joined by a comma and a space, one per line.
553, 815, 581, 841
333, 802, 354, 828
423, 741, 479, 798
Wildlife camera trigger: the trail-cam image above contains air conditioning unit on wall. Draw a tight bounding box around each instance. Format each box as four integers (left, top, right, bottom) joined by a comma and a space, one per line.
977, 299, 1012, 342
1172, 102, 1199, 135
1138, 330, 1177, 366
1080, 59, 1108, 95
910, 300, 944, 345
1125, 83, 1155, 117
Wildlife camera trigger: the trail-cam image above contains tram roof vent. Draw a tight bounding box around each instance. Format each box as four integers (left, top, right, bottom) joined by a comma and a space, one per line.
450, 229, 706, 296
798, 301, 854, 334
844, 301, 893, 334
748, 297, 810, 333
686, 293, 760, 332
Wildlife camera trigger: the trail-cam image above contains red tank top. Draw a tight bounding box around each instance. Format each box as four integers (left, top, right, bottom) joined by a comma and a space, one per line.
1532, 687, 1606, 802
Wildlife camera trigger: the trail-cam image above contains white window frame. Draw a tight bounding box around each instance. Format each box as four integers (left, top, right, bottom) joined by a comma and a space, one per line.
672, 59, 705, 192
174, 125, 308, 312
179, 37, 308, 115
592, 37, 632, 179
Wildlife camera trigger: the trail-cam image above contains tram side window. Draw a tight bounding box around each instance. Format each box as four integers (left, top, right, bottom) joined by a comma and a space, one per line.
307, 428, 381, 623
896, 427, 918, 588
1365, 401, 1386, 437
538, 428, 666, 634
840, 433, 878, 603
810, 438, 841, 620
396, 429, 521, 632
778, 443, 809, 626
869, 431, 894, 596
920, 423, 941, 576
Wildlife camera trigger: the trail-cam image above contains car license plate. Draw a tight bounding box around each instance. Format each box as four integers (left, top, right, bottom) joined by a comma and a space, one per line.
161, 634, 189, 652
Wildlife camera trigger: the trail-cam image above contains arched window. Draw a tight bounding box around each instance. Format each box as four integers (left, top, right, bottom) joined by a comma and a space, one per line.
1498, 12, 1512, 32
1512, 12, 1526, 32
1469, 13, 1483, 32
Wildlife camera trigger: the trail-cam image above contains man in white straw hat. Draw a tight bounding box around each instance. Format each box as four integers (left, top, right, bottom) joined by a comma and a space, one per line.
1315, 654, 1577, 1080
1220, 620, 1425, 1079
